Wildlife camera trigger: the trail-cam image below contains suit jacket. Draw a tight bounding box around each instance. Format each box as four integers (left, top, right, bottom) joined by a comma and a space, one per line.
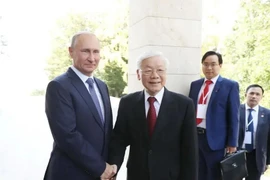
44, 68, 113, 180
188, 76, 240, 150
109, 88, 198, 180
238, 104, 270, 174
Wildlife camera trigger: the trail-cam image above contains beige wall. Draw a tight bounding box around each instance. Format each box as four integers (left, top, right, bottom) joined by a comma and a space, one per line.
128, 0, 202, 95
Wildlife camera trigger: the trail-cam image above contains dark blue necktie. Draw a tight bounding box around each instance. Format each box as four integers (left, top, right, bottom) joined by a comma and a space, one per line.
86, 78, 104, 124
245, 108, 254, 152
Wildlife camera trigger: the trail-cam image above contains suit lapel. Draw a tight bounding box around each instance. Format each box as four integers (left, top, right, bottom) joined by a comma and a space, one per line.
134, 91, 150, 143
152, 88, 172, 141
94, 78, 110, 131
256, 106, 265, 143
67, 68, 104, 131
239, 104, 246, 147
194, 79, 204, 105
208, 76, 222, 106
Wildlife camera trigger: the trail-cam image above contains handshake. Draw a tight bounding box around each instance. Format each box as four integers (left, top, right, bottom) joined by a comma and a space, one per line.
100, 163, 118, 180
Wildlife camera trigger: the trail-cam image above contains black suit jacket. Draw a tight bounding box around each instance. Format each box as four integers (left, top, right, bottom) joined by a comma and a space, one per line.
238, 104, 270, 174
44, 68, 113, 180
109, 88, 198, 180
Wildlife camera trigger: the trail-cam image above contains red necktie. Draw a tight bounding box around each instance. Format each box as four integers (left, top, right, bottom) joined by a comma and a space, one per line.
147, 97, 157, 137
196, 80, 213, 125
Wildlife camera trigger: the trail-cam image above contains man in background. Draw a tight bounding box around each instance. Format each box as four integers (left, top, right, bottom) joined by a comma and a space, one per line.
188, 51, 240, 180
238, 84, 270, 180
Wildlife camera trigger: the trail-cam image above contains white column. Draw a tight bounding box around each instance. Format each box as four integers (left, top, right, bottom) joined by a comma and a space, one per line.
128, 0, 202, 95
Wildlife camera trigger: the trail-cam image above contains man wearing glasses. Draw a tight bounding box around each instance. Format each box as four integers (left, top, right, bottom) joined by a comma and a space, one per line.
188, 51, 240, 180
108, 50, 198, 180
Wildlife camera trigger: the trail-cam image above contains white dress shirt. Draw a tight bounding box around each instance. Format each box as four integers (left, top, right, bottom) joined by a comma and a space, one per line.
197, 75, 219, 129
244, 104, 259, 149
144, 87, 164, 118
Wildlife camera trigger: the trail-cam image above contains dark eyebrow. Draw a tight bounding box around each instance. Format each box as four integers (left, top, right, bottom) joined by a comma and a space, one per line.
203, 62, 218, 64
81, 48, 90, 52
80, 48, 100, 52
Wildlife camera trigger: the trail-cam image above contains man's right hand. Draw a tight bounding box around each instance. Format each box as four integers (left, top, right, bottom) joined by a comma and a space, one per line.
100, 163, 117, 180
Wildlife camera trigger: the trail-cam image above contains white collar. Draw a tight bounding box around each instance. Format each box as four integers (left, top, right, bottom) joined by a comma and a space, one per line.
204, 75, 219, 84
245, 104, 259, 112
71, 65, 94, 83
144, 87, 164, 104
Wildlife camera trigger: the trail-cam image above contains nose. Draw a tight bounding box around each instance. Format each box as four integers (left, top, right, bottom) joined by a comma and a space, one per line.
150, 70, 159, 78
250, 94, 258, 99
87, 52, 94, 62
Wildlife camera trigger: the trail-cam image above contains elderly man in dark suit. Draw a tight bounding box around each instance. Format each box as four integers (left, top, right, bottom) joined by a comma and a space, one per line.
44, 32, 116, 180
238, 84, 270, 180
108, 50, 198, 180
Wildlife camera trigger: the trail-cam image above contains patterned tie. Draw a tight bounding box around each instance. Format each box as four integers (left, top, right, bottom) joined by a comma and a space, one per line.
196, 80, 213, 125
147, 97, 157, 137
86, 78, 104, 124
245, 108, 254, 152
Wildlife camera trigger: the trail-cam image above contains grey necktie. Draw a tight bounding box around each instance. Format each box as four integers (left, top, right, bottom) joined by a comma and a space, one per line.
86, 78, 104, 124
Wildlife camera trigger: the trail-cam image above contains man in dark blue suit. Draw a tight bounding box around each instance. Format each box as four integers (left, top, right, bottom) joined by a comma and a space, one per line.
189, 51, 240, 180
44, 32, 116, 180
238, 84, 270, 180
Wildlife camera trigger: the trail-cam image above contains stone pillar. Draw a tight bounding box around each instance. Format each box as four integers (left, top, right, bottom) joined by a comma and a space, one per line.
128, 0, 202, 95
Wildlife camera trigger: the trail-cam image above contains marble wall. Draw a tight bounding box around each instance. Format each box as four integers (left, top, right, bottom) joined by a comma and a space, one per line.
128, 0, 202, 95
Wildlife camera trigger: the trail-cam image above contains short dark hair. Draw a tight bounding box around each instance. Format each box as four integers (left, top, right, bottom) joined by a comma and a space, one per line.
246, 84, 264, 94
201, 51, 223, 64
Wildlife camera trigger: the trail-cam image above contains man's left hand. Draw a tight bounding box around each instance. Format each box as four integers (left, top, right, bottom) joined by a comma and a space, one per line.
101, 176, 116, 180
101, 165, 117, 180
226, 146, 237, 154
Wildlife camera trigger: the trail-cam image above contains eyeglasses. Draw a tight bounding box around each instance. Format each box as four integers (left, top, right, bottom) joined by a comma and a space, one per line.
202, 63, 219, 68
140, 69, 166, 76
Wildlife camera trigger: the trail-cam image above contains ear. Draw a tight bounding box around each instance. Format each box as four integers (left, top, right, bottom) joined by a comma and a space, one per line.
68, 47, 73, 57
136, 69, 141, 80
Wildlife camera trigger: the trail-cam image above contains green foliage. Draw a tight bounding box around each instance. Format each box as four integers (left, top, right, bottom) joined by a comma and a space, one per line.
45, 13, 101, 80
45, 0, 129, 96
97, 4, 129, 81
222, 0, 270, 107
98, 60, 127, 97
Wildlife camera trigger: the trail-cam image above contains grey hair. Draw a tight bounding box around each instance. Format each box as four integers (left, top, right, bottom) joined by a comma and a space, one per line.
70, 31, 96, 48
136, 50, 169, 69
